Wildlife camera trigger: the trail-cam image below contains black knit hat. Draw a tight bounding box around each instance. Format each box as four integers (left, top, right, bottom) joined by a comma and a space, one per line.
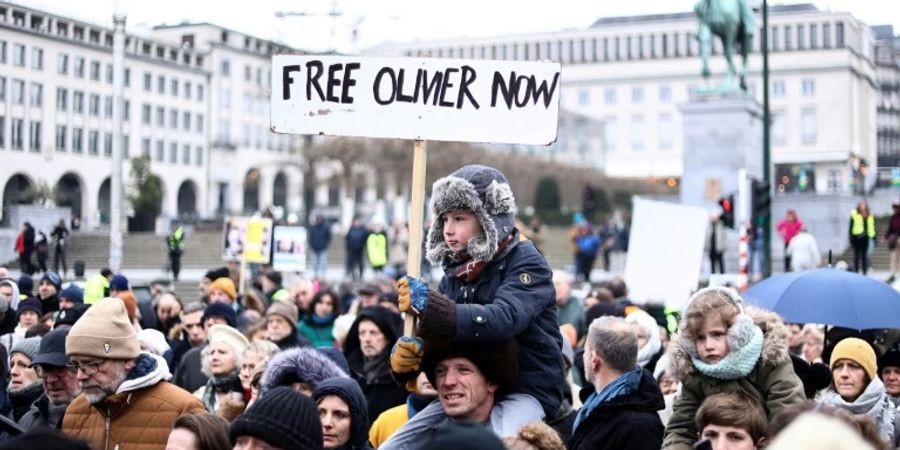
423, 421, 506, 450
880, 345, 900, 376
229, 386, 323, 450
422, 338, 519, 398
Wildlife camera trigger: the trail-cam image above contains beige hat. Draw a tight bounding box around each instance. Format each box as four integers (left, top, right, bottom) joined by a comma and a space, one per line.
207, 324, 250, 354
66, 297, 140, 360
266, 301, 299, 325
767, 413, 875, 450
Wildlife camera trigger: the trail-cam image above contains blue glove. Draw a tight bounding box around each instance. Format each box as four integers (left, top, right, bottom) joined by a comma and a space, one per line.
398, 275, 429, 316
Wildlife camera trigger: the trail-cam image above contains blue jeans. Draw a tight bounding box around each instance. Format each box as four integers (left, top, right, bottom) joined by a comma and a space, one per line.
312, 250, 328, 279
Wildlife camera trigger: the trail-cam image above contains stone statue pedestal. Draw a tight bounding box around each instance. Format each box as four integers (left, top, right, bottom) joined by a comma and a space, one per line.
678, 91, 763, 210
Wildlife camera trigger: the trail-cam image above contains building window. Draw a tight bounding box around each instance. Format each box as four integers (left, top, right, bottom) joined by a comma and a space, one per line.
73, 91, 84, 113
673, 32, 681, 56
90, 61, 100, 81
604, 117, 617, 152
56, 88, 67, 111
823, 23, 831, 49
171, 78, 179, 96
102, 96, 112, 118
169, 143, 178, 163
801, 79, 815, 96
772, 80, 785, 97
122, 135, 130, 158
800, 108, 817, 145
185, 82, 192, 99
182, 144, 191, 165
810, 24, 818, 49
772, 111, 788, 145
143, 72, 151, 91
630, 115, 645, 150
197, 114, 204, 133
72, 128, 83, 153
244, 64, 252, 81
29, 121, 41, 152
0, 116, 4, 148
183, 112, 191, 131
170, 109, 178, 129
198, 85, 205, 101
659, 85, 672, 102
0, 41, 6, 64
124, 100, 130, 121
11, 119, 23, 150
11, 79, 24, 105
155, 140, 164, 162
195, 146, 203, 166
577, 89, 590, 107
57, 53, 68, 74
89, 94, 100, 116
141, 138, 151, 157
124, 68, 131, 87
836, 22, 844, 47
631, 86, 644, 104
157, 75, 165, 94
29, 83, 42, 107
56, 125, 67, 151
658, 114, 674, 150
0, 77, 4, 101
104, 133, 112, 157
220, 59, 230, 76
604, 88, 617, 105
156, 107, 165, 127
784, 26, 792, 50
141, 104, 151, 124
29, 47, 41, 70
105, 64, 113, 83
797, 25, 805, 49
13, 44, 25, 66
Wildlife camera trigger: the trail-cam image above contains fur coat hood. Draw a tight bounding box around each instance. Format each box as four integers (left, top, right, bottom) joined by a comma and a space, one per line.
260, 347, 349, 397
668, 305, 792, 381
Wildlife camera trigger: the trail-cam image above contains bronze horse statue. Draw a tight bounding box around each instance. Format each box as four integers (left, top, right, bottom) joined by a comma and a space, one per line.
695, 0, 756, 91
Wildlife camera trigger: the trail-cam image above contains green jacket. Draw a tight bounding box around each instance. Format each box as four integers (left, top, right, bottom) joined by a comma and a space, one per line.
662, 307, 806, 450
297, 315, 335, 348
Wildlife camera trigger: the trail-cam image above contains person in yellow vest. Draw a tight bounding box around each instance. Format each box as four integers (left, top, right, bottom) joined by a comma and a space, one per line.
849, 201, 876, 274
368, 372, 438, 448
167, 222, 186, 282
82, 268, 112, 305
366, 222, 390, 274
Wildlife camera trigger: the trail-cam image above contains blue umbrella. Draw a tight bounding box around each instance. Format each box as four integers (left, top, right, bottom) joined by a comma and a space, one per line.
744, 268, 900, 330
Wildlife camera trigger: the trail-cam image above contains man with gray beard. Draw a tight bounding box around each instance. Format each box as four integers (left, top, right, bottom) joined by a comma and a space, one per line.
61, 298, 204, 448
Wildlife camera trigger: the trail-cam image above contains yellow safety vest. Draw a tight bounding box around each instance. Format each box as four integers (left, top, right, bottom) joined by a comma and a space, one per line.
83, 274, 109, 305
850, 210, 876, 238
366, 233, 388, 267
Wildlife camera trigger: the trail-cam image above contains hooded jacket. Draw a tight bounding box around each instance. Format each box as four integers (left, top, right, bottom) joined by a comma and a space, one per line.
567, 368, 665, 450
343, 306, 407, 425
62, 353, 206, 450
313, 377, 374, 450
662, 306, 806, 450
260, 346, 349, 397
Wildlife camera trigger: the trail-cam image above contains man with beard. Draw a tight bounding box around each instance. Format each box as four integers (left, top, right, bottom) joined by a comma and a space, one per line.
342, 306, 407, 425
37, 272, 62, 313
62, 298, 204, 448
18, 329, 80, 431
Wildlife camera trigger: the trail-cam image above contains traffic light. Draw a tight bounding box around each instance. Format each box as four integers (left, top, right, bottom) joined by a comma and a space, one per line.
751, 179, 771, 224
718, 194, 735, 229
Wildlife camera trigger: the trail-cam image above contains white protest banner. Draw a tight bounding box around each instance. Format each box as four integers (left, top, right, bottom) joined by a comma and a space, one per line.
272, 226, 307, 272
271, 55, 561, 145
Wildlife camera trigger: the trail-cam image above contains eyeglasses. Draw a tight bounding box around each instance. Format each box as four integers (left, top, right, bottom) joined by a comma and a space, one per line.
66, 360, 104, 376
34, 364, 67, 378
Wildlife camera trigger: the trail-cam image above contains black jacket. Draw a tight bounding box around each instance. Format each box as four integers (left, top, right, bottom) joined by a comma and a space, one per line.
173, 345, 207, 393
419, 237, 566, 419
343, 307, 407, 426
313, 377, 374, 450
310, 222, 332, 253
567, 368, 665, 450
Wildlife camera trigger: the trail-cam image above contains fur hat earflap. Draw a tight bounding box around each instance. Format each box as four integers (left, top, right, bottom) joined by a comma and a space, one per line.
426, 165, 517, 264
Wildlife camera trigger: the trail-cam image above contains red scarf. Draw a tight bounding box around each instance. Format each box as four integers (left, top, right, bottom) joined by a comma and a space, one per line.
450, 234, 515, 283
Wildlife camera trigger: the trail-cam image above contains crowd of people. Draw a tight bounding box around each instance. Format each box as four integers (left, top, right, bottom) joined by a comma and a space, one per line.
0, 164, 897, 450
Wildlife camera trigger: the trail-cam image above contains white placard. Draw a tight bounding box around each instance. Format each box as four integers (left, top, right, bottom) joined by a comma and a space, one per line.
271, 55, 561, 145
272, 226, 308, 272
624, 198, 710, 309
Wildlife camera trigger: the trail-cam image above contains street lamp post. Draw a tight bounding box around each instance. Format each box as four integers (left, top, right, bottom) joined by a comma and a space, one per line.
761, 0, 772, 277
110, 15, 126, 272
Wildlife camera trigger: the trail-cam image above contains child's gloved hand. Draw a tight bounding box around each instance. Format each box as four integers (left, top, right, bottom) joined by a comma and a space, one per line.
390, 336, 424, 374
397, 276, 429, 316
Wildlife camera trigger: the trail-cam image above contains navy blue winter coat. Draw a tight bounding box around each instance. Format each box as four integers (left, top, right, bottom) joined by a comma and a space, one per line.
419, 237, 566, 418
310, 222, 332, 252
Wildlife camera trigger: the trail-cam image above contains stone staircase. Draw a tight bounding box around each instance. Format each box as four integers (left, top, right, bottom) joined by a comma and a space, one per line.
66, 231, 226, 273
836, 216, 893, 271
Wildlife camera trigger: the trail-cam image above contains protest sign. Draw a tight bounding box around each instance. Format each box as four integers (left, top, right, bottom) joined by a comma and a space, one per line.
222, 216, 274, 264
271, 55, 561, 145
272, 226, 308, 272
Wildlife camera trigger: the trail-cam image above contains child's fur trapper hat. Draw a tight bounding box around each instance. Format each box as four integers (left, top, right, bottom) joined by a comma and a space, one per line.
678, 286, 757, 360
426, 165, 516, 264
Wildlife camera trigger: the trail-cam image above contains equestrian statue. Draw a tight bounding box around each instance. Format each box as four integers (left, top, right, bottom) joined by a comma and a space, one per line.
694, 0, 756, 91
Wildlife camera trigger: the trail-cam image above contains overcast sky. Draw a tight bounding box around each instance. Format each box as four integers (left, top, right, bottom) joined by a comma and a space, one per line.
24, 0, 900, 53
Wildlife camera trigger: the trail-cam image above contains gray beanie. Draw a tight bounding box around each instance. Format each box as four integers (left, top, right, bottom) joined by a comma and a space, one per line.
426, 165, 517, 264
11, 337, 42, 362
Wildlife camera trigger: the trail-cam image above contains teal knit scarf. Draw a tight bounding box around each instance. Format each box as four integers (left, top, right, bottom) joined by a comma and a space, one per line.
692, 325, 764, 380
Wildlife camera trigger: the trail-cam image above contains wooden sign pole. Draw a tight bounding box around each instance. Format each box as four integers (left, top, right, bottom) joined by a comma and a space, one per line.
404, 139, 427, 337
